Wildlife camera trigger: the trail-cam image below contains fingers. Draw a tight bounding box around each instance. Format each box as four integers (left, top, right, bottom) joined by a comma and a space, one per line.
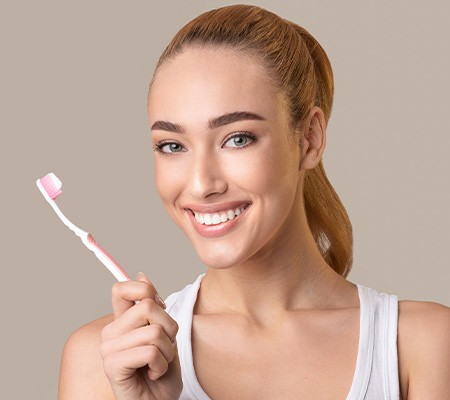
103, 345, 170, 382
104, 271, 178, 353
103, 297, 178, 341
137, 272, 167, 309
101, 271, 181, 389
112, 272, 165, 318
101, 323, 176, 364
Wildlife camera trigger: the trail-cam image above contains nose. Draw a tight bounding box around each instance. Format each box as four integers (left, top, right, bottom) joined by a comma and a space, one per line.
189, 149, 227, 199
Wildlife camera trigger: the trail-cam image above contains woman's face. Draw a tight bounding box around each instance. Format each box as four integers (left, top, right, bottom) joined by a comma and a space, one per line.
148, 46, 304, 269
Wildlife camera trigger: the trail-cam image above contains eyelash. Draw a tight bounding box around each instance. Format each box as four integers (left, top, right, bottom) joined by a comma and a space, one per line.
152, 131, 257, 155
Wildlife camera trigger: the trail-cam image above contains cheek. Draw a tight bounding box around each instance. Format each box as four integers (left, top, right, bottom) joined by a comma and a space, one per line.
241, 145, 300, 236
227, 143, 299, 202
154, 159, 185, 208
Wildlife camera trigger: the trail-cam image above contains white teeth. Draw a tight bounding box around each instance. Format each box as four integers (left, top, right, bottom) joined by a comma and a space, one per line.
196, 213, 204, 224
193, 206, 247, 225
204, 214, 212, 225
211, 214, 221, 224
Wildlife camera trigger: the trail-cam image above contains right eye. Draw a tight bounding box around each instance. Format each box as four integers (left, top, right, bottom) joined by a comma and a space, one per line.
153, 142, 186, 154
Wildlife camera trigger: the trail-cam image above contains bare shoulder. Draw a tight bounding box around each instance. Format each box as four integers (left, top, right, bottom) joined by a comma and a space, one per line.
59, 314, 116, 400
398, 299, 450, 399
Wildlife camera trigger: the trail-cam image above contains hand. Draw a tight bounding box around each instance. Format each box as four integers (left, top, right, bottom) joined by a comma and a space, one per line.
100, 272, 183, 400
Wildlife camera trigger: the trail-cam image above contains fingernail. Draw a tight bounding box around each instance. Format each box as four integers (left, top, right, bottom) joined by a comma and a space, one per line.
154, 293, 167, 309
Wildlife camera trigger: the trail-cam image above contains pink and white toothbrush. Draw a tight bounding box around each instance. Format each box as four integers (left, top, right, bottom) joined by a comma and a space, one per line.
36, 172, 131, 282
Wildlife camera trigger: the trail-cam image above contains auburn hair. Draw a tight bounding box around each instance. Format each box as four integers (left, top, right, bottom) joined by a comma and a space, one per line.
150, 4, 353, 277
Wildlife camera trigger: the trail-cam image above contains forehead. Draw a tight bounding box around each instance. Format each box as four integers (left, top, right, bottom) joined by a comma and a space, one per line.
148, 46, 287, 127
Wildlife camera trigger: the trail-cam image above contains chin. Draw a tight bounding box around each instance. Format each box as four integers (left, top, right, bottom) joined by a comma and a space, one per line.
193, 242, 249, 270
197, 249, 239, 270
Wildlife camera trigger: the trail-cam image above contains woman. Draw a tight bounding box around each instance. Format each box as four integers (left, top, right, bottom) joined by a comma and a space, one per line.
59, 5, 450, 400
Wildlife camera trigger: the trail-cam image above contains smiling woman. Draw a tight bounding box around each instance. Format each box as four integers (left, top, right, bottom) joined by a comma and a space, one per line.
148, 45, 314, 271
58, 4, 450, 400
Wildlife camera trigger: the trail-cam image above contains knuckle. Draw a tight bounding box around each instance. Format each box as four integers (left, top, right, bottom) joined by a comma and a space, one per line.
169, 319, 179, 339
99, 341, 109, 359
111, 281, 122, 297
136, 281, 156, 300
100, 324, 111, 341
141, 297, 158, 313
150, 362, 168, 380
148, 368, 160, 381
102, 354, 117, 378
159, 362, 169, 376
146, 345, 159, 361
168, 344, 176, 362
149, 324, 165, 340
143, 284, 156, 299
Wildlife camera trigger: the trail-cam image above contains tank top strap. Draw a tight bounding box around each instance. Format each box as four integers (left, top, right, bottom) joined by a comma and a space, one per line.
351, 284, 400, 400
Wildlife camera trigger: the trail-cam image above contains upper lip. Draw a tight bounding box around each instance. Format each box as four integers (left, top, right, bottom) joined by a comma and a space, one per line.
184, 201, 251, 214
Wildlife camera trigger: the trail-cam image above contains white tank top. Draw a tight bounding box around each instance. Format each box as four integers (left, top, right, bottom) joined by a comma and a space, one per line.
165, 273, 400, 400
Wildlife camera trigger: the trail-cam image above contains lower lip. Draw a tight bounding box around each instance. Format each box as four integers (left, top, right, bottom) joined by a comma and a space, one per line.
187, 205, 250, 238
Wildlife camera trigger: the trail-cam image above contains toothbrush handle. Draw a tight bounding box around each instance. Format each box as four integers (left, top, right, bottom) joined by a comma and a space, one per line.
86, 234, 131, 282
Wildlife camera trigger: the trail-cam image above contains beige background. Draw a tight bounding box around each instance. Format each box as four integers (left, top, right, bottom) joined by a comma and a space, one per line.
2, 0, 449, 398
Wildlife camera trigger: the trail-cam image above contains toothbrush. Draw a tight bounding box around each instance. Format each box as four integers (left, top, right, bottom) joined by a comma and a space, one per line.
36, 172, 131, 282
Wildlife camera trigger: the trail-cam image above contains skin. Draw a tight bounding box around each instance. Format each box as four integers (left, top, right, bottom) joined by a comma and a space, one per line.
148, 46, 342, 323
58, 46, 450, 399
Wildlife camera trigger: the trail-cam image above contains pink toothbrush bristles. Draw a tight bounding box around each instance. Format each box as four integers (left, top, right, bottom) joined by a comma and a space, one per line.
40, 173, 63, 200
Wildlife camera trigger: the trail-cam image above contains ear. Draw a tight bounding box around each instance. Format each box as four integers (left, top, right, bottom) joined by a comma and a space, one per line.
299, 106, 327, 171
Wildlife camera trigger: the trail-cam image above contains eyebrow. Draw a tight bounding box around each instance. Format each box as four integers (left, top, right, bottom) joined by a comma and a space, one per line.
150, 111, 265, 133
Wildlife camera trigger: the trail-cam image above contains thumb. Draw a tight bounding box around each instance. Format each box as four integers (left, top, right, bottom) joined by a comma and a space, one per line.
137, 271, 166, 309
136, 271, 152, 284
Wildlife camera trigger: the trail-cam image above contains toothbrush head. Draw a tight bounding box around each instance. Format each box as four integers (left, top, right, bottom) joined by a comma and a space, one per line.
36, 171, 87, 237
37, 172, 63, 201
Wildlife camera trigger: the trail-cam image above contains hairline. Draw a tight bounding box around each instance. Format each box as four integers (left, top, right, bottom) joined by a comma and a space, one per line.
148, 42, 297, 131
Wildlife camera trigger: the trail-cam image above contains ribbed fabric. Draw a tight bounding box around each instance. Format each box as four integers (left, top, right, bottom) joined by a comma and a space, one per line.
165, 273, 400, 400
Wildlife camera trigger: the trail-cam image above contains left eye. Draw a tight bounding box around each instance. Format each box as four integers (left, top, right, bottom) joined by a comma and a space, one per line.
223, 133, 254, 148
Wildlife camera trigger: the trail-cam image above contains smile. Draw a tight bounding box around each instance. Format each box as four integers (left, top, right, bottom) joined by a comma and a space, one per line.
186, 203, 251, 238
193, 206, 246, 225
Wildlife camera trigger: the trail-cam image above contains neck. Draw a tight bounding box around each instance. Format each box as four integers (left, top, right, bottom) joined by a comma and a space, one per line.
197, 195, 347, 325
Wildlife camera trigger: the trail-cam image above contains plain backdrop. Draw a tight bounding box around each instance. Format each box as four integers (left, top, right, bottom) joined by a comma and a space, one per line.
2, 0, 449, 398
